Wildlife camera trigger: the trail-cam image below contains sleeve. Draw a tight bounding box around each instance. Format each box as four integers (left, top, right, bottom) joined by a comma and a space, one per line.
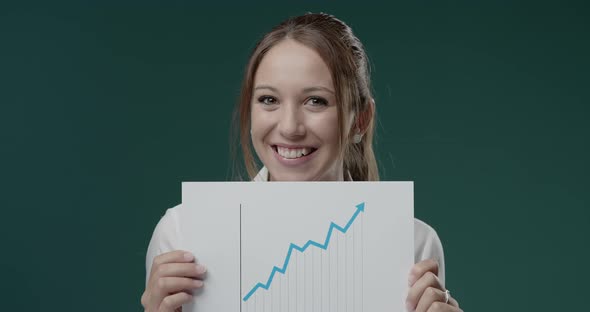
145, 205, 183, 286
414, 218, 446, 286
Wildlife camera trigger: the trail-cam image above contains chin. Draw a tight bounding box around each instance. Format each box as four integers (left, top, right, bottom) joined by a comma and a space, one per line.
269, 171, 313, 182
267, 166, 320, 182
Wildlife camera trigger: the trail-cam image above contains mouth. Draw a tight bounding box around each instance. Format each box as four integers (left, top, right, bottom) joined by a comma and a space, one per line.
271, 145, 318, 160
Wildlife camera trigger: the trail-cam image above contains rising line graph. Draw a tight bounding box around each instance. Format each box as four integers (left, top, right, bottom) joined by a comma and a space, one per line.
242, 202, 365, 302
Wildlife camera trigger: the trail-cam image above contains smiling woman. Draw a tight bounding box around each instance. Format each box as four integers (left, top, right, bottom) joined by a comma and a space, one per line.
236, 13, 378, 182
142, 12, 462, 312
250, 39, 343, 181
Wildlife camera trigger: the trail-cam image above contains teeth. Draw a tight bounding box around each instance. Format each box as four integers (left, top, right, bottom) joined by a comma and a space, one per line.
277, 146, 313, 159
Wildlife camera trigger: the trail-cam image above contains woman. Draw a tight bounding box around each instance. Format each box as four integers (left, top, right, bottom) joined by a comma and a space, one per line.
142, 13, 462, 312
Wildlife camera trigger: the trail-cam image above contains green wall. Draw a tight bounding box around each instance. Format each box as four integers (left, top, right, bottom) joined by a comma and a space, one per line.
2, 1, 589, 311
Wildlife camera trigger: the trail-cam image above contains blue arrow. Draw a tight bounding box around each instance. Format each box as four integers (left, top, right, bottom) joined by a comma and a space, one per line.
242, 202, 365, 301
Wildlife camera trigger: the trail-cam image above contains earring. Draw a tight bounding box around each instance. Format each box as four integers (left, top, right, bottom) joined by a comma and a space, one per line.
353, 133, 363, 144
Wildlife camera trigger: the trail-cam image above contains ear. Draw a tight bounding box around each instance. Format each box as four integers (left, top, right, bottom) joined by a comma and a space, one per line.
354, 98, 375, 135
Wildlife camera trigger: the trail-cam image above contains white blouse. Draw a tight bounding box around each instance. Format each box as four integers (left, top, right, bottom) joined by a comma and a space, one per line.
146, 168, 446, 286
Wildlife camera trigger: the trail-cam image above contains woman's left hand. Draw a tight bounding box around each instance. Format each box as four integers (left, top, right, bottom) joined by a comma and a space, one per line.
406, 259, 462, 312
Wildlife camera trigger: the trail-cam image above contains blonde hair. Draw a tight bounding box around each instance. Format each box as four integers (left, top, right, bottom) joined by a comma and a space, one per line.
231, 13, 379, 181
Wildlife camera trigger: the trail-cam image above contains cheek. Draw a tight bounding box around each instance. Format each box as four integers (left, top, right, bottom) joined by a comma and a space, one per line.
250, 106, 273, 142
310, 110, 340, 146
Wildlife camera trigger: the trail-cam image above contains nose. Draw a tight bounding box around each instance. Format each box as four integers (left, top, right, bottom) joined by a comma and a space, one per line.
278, 104, 306, 139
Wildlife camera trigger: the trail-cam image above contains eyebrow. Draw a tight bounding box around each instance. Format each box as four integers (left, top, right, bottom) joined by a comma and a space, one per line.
254, 85, 335, 94
303, 86, 335, 94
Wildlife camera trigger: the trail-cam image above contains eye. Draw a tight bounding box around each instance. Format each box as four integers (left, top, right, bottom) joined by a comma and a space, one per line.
306, 96, 328, 107
257, 95, 278, 105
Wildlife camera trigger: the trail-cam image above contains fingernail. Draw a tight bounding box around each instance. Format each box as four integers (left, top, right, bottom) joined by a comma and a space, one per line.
405, 300, 414, 312
184, 252, 194, 261
194, 280, 204, 287
196, 264, 207, 274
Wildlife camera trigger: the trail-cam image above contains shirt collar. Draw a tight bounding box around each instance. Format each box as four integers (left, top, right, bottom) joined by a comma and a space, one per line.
252, 166, 353, 181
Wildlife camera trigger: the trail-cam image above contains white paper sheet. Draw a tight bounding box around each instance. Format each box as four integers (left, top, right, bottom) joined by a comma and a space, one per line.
179, 182, 413, 312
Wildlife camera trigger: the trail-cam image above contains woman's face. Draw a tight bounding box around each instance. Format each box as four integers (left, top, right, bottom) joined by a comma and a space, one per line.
250, 39, 345, 181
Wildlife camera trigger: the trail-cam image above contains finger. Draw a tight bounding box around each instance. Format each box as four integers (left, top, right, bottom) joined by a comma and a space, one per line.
409, 259, 439, 286
415, 287, 445, 312
426, 301, 463, 312
155, 262, 208, 279
406, 271, 444, 311
158, 291, 193, 312
153, 277, 203, 305
151, 251, 196, 275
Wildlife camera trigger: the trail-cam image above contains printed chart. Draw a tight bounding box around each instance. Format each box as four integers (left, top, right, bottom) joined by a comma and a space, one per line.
179, 182, 413, 312
241, 202, 365, 312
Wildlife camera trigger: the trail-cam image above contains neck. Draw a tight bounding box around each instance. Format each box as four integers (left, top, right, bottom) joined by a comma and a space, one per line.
267, 167, 346, 182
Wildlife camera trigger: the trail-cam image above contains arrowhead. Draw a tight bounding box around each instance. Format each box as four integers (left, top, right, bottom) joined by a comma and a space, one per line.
356, 202, 365, 212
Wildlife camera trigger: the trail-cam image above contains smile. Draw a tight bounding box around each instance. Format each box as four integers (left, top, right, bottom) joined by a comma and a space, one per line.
271, 145, 318, 164
274, 146, 316, 159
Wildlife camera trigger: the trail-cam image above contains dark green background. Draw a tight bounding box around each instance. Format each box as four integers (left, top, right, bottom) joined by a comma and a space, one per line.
2, 1, 588, 311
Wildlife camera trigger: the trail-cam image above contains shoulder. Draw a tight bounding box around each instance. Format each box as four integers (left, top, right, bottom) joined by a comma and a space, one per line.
414, 218, 446, 286
414, 218, 442, 256
145, 204, 183, 283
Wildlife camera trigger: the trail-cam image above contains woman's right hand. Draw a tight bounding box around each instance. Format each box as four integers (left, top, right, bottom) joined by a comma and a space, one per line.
141, 250, 207, 312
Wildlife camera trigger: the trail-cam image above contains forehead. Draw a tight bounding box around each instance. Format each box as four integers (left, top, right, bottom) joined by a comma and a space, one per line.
254, 39, 334, 91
